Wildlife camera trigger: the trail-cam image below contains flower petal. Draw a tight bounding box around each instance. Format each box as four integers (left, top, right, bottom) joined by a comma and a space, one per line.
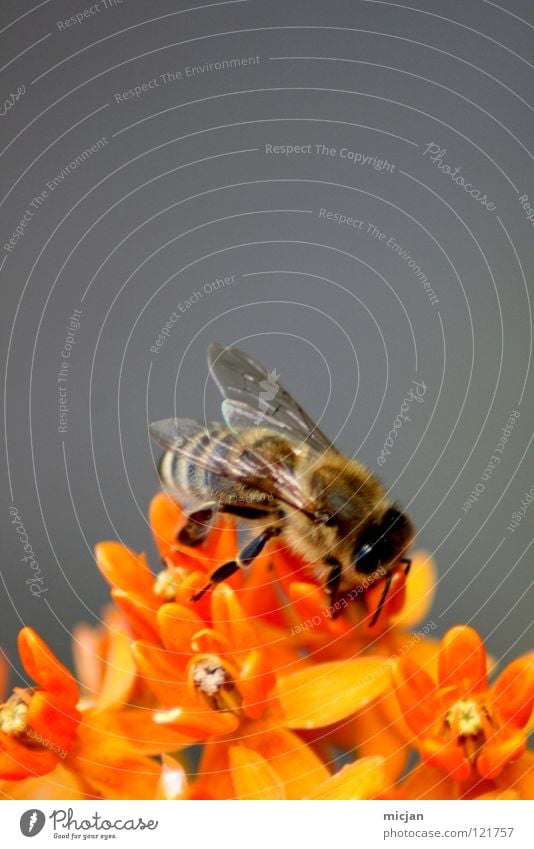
72, 623, 106, 698
0, 733, 57, 780
239, 549, 285, 624
419, 736, 471, 783
111, 590, 160, 643
477, 729, 526, 780
346, 703, 409, 787
83, 707, 191, 755
287, 580, 326, 623
95, 637, 137, 710
396, 762, 457, 800
236, 650, 276, 720
498, 751, 534, 799
131, 641, 189, 703
475, 789, 519, 800
0, 655, 8, 701
202, 515, 238, 562
149, 493, 239, 573
196, 742, 235, 799
18, 628, 79, 706
392, 550, 437, 628
229, 745, 285, 799
308, 756, 385, 800
273, 658, 393, 729
95, 543, 155, 596
210, 584, 259, 652
0, 763, 87, 800
149, 492, 189, 558
76, 609, 138, 710
26, 692, 80, 753
157, 603, 205, 654
270, 545, 309, 588
438, 626, 487, 693
492, 655, 534, 729
391, 656, 436, 736
154, 705, 239, 740
288, 581, 352, 638
71, 748, 161, 800
235, 721, 330, 799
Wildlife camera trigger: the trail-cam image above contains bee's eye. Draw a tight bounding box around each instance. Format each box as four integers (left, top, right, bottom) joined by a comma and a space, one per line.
354, 543, 380, 574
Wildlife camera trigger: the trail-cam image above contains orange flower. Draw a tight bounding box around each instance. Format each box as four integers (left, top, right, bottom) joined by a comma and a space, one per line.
6, 485, 529, 802
0, 627, 178, 800
132, 581, 394, 742
392, 625, 534, 784
0, 628, 80, 781
91, 494, 442, 799
125, 569, 395, 799
131, 585, 267, 740
94, 494, 240, 641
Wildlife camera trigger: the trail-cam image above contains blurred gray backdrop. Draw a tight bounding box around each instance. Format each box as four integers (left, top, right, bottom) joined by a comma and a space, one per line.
1, 0, 533, 678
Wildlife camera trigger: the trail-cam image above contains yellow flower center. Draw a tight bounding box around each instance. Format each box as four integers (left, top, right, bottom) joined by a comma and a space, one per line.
191, 655, 241, 713
192, 655, 229, 697
445, 698, 483, 737
0, 694, 28, 736
153, 568, 180, 600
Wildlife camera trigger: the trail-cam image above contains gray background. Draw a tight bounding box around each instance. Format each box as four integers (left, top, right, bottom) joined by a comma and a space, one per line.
1, 0, 533, 678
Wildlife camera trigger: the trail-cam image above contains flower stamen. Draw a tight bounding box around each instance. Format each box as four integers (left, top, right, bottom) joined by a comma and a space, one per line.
154, 568, 180, 600
0, 693, 29, 736
192, 655, 241, 713
445, 698, 483, 738
192, 656, 229, 697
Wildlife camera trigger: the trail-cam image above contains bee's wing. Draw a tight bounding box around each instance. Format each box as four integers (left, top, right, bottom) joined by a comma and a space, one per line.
149, 417, 318, 516
150, 417, 222, 455
208, 343, 334, 454
221, 399, 327, 457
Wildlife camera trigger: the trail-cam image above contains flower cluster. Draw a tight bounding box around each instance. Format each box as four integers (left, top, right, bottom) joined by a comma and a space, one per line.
1, 492, 532, 799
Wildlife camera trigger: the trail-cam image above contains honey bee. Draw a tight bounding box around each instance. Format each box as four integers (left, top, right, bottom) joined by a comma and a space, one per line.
150, 343, 414, 623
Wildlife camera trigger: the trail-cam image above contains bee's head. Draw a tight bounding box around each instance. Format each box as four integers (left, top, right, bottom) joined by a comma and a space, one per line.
353, 507, 414, 574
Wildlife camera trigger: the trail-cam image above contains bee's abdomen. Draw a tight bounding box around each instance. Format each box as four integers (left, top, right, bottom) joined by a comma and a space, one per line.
159, 424, 228, 499
158, 425, 273, 508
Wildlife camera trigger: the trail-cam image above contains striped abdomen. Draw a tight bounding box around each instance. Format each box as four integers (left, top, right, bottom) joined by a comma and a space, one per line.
158, 424, 276, 508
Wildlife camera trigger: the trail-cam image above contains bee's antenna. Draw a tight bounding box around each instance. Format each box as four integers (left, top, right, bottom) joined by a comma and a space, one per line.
401, 557, 412, 576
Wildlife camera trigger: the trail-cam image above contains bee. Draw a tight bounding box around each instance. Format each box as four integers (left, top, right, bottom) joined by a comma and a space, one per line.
150, 343, 414, 624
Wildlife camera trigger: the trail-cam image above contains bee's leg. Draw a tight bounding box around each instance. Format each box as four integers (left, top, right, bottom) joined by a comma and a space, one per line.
177, 503, 218, 547
219, 504, 275, 521
189, 525, 281, 602
178, 503, 278, 547
369, 569, 393, 627
324, 557, 342, 619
